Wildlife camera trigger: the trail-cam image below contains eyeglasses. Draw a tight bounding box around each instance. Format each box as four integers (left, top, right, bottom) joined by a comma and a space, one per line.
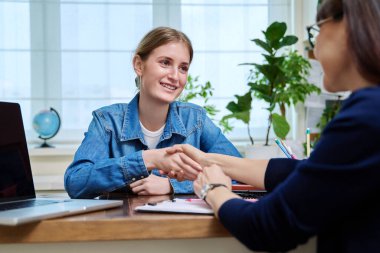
306, 13, 343, 49
306, 17, 334, 49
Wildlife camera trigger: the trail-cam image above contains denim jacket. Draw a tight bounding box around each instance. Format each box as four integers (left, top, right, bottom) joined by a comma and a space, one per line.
64, 94, 241, 198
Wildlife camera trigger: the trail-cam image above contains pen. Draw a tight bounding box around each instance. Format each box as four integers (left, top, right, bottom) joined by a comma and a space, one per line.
274, 139, 292, 159
186, 198, 204, 203
306, 128, 311, 157
279, 139, 297, 159
287, 146, 297, 159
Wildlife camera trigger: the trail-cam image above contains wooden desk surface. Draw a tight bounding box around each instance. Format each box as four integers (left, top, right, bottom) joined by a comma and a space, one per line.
0, 194, 230, 244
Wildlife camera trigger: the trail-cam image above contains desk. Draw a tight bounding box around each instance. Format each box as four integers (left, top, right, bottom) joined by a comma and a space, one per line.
0, 194, 315, 253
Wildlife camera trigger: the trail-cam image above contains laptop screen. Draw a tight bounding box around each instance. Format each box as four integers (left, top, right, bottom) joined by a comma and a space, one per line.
0, 102, 36, 203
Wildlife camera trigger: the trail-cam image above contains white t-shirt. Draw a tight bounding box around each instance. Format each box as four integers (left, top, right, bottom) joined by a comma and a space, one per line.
140, 121, 165, 149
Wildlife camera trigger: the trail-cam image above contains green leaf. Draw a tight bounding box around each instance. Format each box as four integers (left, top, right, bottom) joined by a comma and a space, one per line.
267, 103, 276, 112
204, 105, 219, 117
222, 111, 250, 125
219, 118, 233, 134
263, 55, 285, 65
249, 82, 271, 102
233, 92, 252, 111
265, 22, 286, 44
272, 113, 290, 139
254, 64, 282, 85
280, 35, 298, 47
252, 39, 272, 54
224, 92, 252, 124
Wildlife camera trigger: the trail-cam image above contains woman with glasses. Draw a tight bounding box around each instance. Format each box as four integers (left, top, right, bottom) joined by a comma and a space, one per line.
166, 0, 380, 252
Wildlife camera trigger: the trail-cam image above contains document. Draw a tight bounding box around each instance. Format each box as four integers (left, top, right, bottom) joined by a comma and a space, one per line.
134, 198, 214, 214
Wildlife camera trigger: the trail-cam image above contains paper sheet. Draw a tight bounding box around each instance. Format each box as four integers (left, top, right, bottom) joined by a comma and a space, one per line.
134, 198, 213, 214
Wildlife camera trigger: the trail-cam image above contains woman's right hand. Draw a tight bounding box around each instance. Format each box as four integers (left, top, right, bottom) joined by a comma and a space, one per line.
142, 148, 202, 181
166, 144, 209, 167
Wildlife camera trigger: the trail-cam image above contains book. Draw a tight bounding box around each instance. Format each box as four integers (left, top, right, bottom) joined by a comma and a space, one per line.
231, 184, 263, 191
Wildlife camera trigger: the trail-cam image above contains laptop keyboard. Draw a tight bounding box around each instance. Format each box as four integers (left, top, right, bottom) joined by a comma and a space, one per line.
0, 199, 60, 211
234, 191, 267, 199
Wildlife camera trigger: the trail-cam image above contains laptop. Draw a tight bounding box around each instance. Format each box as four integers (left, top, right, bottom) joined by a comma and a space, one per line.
0, 102, 123, 226
232, 184, 267, 199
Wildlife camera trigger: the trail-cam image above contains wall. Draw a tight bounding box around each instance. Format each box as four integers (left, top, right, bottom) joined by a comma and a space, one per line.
29, 145, 77, 190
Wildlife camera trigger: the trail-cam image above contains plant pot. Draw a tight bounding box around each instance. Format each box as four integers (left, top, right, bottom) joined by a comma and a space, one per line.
244, 144, 286, 159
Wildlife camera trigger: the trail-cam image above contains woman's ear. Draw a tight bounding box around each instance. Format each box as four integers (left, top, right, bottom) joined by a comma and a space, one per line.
133, 55, 143, 76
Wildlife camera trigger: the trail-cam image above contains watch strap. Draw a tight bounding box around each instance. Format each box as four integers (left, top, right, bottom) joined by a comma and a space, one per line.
201, 183, 228, 200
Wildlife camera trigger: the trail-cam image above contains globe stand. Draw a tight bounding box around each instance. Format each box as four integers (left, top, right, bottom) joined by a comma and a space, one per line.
38, 138, 55, 148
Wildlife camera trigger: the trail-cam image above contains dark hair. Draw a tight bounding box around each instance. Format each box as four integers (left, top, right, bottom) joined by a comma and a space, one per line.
317, 0, 380, 85
135, 26, 193, 63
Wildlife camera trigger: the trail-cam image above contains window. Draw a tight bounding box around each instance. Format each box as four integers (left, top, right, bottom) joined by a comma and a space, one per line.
0, 0, 295, 144
180, 0, 293, 140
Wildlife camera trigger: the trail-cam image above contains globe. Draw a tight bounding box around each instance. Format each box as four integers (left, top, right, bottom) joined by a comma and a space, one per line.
32, 108, 61, 148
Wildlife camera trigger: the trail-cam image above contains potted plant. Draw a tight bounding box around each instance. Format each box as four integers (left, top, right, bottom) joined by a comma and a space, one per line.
222, 21, 321, 148
180, 75, 233, 133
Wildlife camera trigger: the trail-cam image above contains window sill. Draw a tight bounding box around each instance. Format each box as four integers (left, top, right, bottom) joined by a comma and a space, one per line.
28, 144, 78, 157
34, 175, 65, 191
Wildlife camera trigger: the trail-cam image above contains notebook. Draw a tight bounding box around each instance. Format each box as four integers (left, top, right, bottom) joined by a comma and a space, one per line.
135, 198, 214, 214
135, 197, 257, 214
0, 102, 123, 226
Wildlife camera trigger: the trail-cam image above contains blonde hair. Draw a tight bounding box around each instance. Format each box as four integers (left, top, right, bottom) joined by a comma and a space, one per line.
135, 26, 193, 63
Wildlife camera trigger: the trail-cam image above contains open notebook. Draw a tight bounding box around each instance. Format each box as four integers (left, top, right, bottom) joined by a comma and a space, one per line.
0, 102, 123, 226
135, 197, 257, 214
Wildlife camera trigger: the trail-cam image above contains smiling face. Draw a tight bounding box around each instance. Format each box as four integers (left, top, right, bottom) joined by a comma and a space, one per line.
134, 41, 190, 105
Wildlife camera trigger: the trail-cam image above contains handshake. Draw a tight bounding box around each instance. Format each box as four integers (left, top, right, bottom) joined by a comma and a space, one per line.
157, 144, 207, 182
138, 144, 235, 197
157, 144, 233, 199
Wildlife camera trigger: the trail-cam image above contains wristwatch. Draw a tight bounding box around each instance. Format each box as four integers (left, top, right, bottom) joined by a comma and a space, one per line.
200, 183, 228, 201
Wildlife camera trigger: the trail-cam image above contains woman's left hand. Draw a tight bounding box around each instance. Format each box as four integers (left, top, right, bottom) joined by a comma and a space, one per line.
194, 165, 240, 217
194, 164, 232, 198
130, 174, 172, 195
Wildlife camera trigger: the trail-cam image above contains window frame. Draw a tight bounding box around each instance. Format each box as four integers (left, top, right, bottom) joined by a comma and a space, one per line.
0, 0, 314, 145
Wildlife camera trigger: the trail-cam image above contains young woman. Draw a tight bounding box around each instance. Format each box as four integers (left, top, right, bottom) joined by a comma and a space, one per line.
64, 27, 241, 199
166, 1, 380, 252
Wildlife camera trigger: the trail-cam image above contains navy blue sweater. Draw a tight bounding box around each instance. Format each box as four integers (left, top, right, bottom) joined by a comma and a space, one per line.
218, 87, 380, 253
